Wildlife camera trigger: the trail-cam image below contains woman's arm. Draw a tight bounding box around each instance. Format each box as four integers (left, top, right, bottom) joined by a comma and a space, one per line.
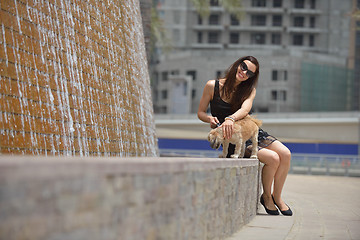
197, 80, 219, 128
222, 88, 256, 139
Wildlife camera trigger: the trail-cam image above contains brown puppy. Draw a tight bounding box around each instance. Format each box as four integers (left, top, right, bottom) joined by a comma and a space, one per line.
208, 115, 262, 158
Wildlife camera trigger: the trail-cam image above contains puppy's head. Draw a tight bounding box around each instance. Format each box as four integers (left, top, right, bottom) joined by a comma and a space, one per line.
207, 128, 223, 149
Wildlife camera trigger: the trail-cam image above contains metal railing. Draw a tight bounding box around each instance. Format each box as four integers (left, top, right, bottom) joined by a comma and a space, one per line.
159, 149, 360, 177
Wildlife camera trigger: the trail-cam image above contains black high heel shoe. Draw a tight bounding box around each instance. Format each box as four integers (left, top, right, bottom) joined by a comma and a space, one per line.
272, 195, 293, 216
260, 194, 279, 215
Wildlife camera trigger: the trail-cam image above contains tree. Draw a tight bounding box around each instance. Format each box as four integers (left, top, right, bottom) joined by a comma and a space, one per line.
190, 0, 244, 20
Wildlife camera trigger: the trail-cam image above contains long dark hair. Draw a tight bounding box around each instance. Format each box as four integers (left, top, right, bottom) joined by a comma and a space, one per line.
221, 56, 259, 111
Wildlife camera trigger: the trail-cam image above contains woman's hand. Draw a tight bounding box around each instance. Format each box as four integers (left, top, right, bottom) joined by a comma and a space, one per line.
210, 116, 220, 129
222, 119, 234, 139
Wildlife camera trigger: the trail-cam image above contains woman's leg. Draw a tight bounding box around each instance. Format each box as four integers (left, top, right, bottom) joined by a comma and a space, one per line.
257, 147, 280, 211
265, 140, 292, 211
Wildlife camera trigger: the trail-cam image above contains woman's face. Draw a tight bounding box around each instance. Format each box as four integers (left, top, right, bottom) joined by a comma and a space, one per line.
236, 60, 257, 82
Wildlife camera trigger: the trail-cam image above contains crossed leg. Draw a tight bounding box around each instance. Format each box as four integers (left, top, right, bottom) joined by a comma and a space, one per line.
257, 140, 291, 211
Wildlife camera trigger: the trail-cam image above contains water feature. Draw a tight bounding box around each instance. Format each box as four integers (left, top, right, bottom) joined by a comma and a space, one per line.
0, 0, 158, 156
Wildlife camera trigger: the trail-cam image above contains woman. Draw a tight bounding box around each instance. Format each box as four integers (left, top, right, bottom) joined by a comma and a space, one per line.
197, 56, 292, 216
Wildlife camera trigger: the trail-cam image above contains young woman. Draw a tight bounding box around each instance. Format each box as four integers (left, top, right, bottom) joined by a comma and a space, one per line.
197, 56, 292, 216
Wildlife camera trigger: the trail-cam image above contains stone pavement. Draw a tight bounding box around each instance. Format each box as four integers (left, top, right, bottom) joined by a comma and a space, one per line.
227, 174, 360, 240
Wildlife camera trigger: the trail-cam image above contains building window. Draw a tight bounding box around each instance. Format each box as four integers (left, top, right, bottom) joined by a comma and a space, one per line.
197, 32, 203, 43
252, 0, 266, 7
210, 0, 219, 6
251, 15, 267, 26
198, 15, 203, 25
294, 17, 304, 27
293, 34, 304, 45
273, 0, 282, 7
230, 15, 240, 25
161, 90, 168, 99
310, 0, 316, 9
280, 90, 287, 101
162, 71, 168, 81
310, 17, 316, 28
271, 33, 281, 45
271, 90, 287, 101
272, 15, 282, 26
209, 14, 220, 25
271, 90, 278, 100
230, 32, 240, 44
309, 35, 315, 47
208, 32, 220, 43
294, 0, 305, 8
284, 70, 288, 81
192, 89, 196, 99
251, 33, 266, 44
171, 70, 179, 75
186, 70, 197, 81
272, 70, 278, 81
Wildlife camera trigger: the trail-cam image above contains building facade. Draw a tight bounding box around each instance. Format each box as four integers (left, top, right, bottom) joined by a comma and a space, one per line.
151, 0, 357, 113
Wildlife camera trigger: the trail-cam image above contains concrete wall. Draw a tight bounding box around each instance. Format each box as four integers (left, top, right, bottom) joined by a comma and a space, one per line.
0, 0, 157, 156
0, 156, 261, 240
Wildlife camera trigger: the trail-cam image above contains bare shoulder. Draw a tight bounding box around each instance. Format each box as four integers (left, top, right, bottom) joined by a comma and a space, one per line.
203, 79, 216, 92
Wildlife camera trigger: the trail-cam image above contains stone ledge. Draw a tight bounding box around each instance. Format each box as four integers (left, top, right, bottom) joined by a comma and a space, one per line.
0, 156, 261, 240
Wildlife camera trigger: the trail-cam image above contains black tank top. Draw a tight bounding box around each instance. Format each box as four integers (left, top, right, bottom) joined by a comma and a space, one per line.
210, 79, 236, 123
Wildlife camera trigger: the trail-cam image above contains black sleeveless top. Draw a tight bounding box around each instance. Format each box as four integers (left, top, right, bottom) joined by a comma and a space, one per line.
209, 79, 277, 154
210, 80, 236, 123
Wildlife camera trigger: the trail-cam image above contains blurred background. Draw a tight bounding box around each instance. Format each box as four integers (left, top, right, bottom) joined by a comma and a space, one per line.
140, 0, 360, 176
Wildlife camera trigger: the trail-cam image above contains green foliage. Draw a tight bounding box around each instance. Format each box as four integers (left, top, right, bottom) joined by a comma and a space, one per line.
190, 0, 244, 19
219, 0, 244, 20
150, 7, 172, 54
190, 0, 210, 18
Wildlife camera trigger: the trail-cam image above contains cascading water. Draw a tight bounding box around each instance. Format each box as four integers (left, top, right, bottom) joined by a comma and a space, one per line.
0, 0, 158, 157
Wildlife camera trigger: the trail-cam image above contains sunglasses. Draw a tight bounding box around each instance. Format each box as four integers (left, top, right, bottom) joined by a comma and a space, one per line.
239, 61, 255, 78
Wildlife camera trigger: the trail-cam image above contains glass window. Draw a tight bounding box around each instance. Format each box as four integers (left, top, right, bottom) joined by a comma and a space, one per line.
280, 90, 287, 101
251, 15, 267, 26
251, 33, 266, 44
192, 89, 196, 99
271, 90, 277, 100
284, 71, 288, 81
309, 35, 315, 47
197, 32, 203, 43
230, 15, 240, 25
186, 70, 197, 81
273, 0, 282, 7
210, 0, 219, 6
252, 0, 266, 7
230, 32, 240, 44
161, 90, 167, 99
273, 15, 282, 26
294, 0, 305, 8
293, 34, 304, 45
310, 0, 316, 9
208, 32, 220, 43
272, 70, 278, 81
294, 16, 304, 27
209, 14, 220, 25
198, 15, 203, 25
271, 33, 281, 45
310, 17, 316, 28
162, 71, 168, 81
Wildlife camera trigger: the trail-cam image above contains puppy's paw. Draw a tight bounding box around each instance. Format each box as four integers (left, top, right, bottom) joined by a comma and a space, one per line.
230, 154, 239, 158
250, 155, 258, 159
218, 154, 225, 158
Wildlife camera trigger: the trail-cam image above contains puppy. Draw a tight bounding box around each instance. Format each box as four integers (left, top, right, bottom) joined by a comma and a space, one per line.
207, 115, 262, 158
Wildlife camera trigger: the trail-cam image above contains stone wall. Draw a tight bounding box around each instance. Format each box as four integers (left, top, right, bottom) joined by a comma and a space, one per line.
0, 156, 261, 240
0, 0, 157, 156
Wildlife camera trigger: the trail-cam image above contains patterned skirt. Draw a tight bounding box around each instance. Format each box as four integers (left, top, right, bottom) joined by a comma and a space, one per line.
226, 128, 277, 158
